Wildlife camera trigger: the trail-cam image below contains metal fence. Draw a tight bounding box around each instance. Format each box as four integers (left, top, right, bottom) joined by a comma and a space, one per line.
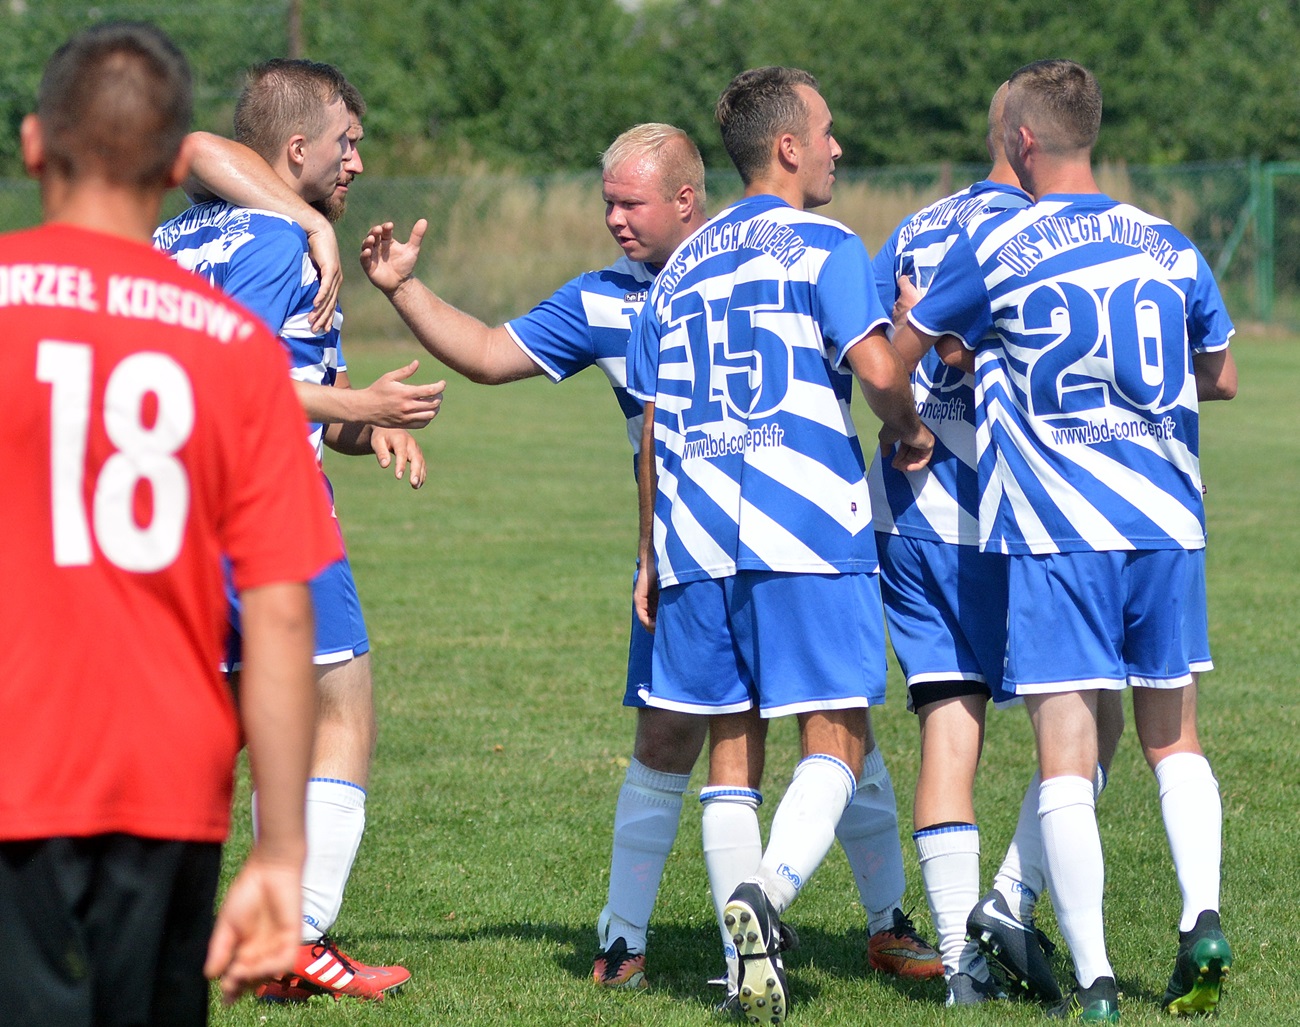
0, 159, 1289, 336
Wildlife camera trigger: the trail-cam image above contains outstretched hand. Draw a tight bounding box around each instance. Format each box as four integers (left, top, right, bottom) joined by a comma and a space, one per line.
361, 361, 445, 429
360, 219, 427, 295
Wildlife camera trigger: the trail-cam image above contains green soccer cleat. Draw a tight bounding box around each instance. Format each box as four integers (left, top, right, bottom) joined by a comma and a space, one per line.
1162, 910, 1232, 1016
1048, 974, 1120, 1023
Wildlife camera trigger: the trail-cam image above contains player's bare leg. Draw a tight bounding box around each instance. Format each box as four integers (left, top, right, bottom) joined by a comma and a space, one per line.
1133, 679, 1230, 1013
1026, 689, 1115, 1007
315, 653, 377, 785
720, 710, 861, 1022
697, 710, 768, 997
909, 693, 998, 1002
259, 654, 407, 1002
833, 713, 942, 979
594, 706, 707, 988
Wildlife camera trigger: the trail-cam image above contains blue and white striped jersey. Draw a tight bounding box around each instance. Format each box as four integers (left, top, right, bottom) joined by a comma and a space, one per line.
626, 194, 890, 588
154, 199, 342, 463
505, 255, 655, 466
909, 193, 1234, 555
868, 180, 1030, 545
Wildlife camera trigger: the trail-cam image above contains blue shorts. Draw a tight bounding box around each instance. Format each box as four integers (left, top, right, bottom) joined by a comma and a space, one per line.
624, 565, 654, 705
642, 571, 887, 718
1004, 549, 1196, 696
1185, 548, 1212, 673
224, 552, 370, 670
877, 532, 1014, 708
625, 612, 654, 708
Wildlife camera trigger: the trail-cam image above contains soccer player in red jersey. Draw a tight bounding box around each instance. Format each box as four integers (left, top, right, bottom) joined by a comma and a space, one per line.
0, 22, 341, 1025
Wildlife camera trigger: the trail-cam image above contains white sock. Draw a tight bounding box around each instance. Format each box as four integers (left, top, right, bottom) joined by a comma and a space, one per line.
914, 824, 981, 977
994, 764, 1108, 925
993, 772, 1046, 924
1039, 775, 1111, 988
701, 786, 763, 992
599, 758, 690, 953
1154, 752, 1222, 931
298, 778, 366, 943
836, 745, 907, 935
754, 754, 856, 913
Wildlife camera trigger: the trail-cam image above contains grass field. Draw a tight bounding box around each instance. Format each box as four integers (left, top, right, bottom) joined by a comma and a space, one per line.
209, 333, 1299, 1026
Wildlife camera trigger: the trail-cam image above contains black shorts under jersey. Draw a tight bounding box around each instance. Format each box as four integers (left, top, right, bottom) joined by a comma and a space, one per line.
0, 834, 221, 1027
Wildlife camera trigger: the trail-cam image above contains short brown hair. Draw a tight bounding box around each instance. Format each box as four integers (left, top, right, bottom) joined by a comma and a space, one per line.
339, 77, 367, 119
1005, 59, 1102, 154
37, 22, 192, 188
233, 58, 348, 162
715, 66, 818, 185
601, 123, 706, 207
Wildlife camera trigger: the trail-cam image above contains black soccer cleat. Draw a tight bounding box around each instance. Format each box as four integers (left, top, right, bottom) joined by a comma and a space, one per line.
967, 888, 1063, 1003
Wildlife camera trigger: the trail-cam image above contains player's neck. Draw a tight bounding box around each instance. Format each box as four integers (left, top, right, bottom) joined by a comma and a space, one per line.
1026, 155, 1100, 200
41, 178, 163, 244
743, 171, 807, 210
986, 159, 1023, 191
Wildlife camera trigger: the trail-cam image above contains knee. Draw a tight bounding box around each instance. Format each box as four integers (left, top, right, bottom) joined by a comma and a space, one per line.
315, 658, 375, 732
632, 710, 706, 774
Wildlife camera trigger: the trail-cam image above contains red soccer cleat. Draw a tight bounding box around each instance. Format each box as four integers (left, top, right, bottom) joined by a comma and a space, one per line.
258, 936, 410, 1002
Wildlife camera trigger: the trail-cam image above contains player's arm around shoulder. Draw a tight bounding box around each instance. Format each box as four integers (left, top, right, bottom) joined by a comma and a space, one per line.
360, 219, 540, 384
182, 131, 340, 332
217, 216, 315, 336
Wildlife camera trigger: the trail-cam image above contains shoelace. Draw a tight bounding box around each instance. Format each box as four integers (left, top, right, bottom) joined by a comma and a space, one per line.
891, 908, 929, 944
312, 936, 360, 974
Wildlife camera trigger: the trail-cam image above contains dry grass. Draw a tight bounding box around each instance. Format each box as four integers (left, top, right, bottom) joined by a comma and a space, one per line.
337, 159, 1238, 341
336, 165, 990, 335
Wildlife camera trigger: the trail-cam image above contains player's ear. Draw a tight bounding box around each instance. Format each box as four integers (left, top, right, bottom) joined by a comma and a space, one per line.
20, 114, 45, 179
165, 133, 196, 191
286, 133, 308, 169
775, 131, 799, 173
675, 183, 695, 219
1011, 125, 1032, 163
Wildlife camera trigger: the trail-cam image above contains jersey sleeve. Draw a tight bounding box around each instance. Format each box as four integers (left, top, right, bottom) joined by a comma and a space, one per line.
908, 228, 994, 350
219, 223, 310, 340
625, 300, 663, 404
817, 235, 891, 368
220, 327, 341, 592
1187, 246, 1235, 353
504, 276, 596, 381
870, 224, 904, 312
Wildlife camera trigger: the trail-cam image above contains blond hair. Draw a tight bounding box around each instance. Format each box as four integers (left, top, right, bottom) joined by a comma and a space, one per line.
601, 123, 706, 206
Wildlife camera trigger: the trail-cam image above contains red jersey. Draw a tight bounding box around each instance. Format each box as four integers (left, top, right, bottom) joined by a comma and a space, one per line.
0, 224, 342, 843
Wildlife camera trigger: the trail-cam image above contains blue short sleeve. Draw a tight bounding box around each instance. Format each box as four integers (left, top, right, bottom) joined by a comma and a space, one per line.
908, 230, 994, 350
625, 302, 663, 404
220, 225, 308, 339
870, 225, 904, 313
818, 235, 890, 367
505, 276, 596, 381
